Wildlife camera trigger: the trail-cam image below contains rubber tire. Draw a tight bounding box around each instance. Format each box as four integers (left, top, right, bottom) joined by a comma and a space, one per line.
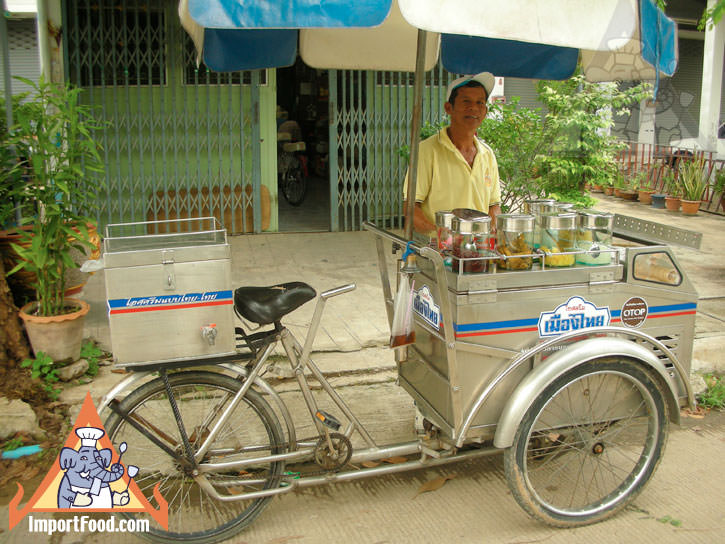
504, 358, 668, 527
105, 371, 285, 544
281, 165, 306, 206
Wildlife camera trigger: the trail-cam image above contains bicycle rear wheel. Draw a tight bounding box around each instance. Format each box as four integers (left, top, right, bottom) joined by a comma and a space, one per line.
105, 371, 285, 543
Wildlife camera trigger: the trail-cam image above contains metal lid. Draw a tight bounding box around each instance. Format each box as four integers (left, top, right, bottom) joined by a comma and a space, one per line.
554, 202, 575, 211
451, 208, 490, 235
540, 212, 577, 230
496, 213, 535, 232
435, 210, 455, 229
577, 210, 614, 230
524, 199, 556, 215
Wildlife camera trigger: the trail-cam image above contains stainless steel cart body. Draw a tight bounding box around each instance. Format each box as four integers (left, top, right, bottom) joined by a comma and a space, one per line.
366, 221, 697, 449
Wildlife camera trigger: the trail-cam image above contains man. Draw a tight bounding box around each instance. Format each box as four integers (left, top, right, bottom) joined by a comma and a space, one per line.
404, 73, 502, 234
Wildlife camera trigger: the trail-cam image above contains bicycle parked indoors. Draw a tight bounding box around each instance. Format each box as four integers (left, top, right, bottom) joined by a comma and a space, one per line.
277, 119, 308, 207
97, 218, 696, 544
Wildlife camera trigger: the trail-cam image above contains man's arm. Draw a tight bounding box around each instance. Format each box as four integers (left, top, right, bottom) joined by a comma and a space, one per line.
488, 203, 501, 233
404, 201, 436, 234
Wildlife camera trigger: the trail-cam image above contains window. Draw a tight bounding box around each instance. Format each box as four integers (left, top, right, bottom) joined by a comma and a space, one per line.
633, 252, 682, 286
66, 1, 166, 87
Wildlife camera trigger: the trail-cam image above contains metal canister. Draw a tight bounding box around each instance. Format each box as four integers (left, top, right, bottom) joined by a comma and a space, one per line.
576, 210, 614, 265
554, 202, 575, 212
540, 212, 577, 267
451, 210, 492, 274
435, 210, 455, 251
496, 214, 535, 270
524, 199, 556, 248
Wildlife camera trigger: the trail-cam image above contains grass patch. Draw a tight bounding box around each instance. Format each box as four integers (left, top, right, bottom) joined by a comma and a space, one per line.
698, 374, 725, 409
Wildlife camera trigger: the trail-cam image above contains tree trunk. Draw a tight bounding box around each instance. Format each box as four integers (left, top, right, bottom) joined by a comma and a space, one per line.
0, 254, 30, 377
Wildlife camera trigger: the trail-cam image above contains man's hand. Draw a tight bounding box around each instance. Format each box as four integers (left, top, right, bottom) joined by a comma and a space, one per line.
488, 204, 501, 234
404, 201, 436, 234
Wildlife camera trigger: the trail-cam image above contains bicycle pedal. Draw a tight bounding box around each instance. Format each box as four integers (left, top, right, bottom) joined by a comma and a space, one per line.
315, 410, 341, 431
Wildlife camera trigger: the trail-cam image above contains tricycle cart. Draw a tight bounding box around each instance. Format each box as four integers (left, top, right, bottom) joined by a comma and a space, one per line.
97, 213, 698, 543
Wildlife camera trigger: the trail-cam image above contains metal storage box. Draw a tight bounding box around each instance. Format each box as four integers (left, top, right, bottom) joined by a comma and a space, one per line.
103, 218, 235, 366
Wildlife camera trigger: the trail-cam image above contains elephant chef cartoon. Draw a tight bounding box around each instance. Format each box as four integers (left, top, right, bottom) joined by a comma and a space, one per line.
57, 427, 130, 508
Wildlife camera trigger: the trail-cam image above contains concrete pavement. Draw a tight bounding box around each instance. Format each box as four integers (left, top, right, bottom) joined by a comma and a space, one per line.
1, 195, 724, 543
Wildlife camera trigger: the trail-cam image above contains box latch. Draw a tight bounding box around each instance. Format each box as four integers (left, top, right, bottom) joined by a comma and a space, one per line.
162, 250, 175, 290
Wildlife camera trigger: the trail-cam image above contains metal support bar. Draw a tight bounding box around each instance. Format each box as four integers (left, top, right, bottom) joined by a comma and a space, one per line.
403, 29, 428, 243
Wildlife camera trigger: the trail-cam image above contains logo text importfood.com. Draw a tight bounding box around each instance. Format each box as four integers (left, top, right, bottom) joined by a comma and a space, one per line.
28, 515, 149, 535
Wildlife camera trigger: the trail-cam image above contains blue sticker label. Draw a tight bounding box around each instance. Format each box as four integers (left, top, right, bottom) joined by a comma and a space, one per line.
538, 296, 611, 337
413, 285, 441, 329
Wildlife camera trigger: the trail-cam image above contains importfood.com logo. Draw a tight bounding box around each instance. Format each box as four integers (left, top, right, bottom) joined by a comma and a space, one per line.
8, 393, 168, 536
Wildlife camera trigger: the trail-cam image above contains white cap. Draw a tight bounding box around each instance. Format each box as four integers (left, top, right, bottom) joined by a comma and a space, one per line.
76, 427, 105, 447
446, 73, 495, 103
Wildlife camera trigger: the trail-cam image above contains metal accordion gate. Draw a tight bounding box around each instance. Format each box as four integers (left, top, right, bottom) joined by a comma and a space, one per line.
329, 66, 455, 232
63, 0, 265, 234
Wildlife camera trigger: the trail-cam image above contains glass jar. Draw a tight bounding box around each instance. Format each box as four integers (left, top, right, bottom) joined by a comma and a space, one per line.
451, 212, 492, 274
524, 199, 556, 248
496, 214, 535, 270
576, 211, 614, 265
539, 212, 577, 267
435, 210, 455, 251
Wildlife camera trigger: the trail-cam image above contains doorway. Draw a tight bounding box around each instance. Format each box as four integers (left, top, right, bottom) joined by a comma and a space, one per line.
276, 58, 330, 232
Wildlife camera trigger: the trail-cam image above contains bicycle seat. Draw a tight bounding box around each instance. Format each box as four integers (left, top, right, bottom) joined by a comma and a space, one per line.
234, 282, 316, 325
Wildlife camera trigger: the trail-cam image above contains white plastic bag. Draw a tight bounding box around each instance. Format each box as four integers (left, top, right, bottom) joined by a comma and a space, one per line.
390, 277, 415, 348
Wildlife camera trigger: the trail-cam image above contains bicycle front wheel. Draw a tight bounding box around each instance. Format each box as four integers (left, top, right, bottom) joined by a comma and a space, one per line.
105, 371, 285, 543
504, 358, 668, 527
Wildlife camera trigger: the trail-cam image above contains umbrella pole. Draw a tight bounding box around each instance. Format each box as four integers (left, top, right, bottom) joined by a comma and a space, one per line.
403, 29, 427, 247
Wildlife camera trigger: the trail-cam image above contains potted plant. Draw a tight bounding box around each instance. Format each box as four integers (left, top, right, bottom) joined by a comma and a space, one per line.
663, 168, 682, 212
678, 156, 709, 215
636, 170, 656, 204
6, 77, 104, 362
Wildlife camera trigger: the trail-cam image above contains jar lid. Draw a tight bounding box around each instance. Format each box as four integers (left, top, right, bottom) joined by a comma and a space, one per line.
451, 208, 490, 234
496, 213, 535, 232
554, 202, 575, 211
524, 199, 556, 214
435, 210, 455, 229
577, 210, 614, 230
540, 212, 577, 229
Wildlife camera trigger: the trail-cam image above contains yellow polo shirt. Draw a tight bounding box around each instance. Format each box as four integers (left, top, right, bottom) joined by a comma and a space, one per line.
403, 128, 502, 228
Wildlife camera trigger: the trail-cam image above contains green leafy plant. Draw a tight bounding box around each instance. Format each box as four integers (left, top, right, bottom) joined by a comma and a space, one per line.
80, 339, 104, 377
2, 437, 25, 453
698, 374, 725, 409
21, 350, 61, 400
6, 76, 104, 317
715, 168, 725, 194
664, 169, 683, 198
679, 157, 709, 201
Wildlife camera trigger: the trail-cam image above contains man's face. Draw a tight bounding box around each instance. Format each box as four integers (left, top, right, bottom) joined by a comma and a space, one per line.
445, 86, 488, 131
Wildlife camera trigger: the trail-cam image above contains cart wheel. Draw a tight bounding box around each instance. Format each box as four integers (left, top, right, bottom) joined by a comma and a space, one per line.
504, 357, 668, 527
105, 371, 285, 544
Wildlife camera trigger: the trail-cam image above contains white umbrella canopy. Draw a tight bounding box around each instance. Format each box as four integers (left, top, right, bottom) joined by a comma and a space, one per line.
179, 0, 677, 81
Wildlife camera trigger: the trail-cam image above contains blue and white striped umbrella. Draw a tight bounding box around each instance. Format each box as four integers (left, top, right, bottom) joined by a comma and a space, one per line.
179, 0, 677, 82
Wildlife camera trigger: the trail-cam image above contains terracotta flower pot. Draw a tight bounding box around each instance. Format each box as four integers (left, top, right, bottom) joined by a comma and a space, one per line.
680, 199, 701, 215
620, 190, 637, 200
591, 184, 604, 193
603, 186, 615, 196
19, 298, 90, 362
664, 196, 681, 212
614, 188, 623, 198
638, 189, 655, 205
